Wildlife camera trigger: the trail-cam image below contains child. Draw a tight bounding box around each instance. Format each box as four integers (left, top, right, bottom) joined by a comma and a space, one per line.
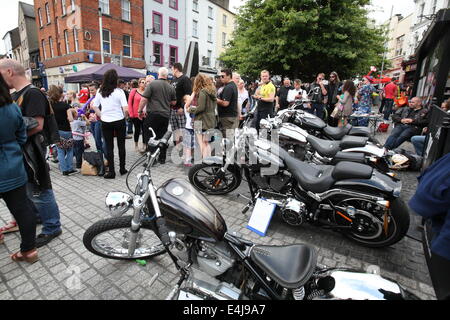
183, 95, 195, 167
70, 109, 90, 169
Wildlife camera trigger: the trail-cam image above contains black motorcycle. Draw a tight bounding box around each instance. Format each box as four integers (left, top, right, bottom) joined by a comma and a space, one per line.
188, 127, 409, 248
83, 130, 418, 300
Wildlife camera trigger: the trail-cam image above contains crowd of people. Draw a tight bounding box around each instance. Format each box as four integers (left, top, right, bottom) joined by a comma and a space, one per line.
1, 55, 449, 267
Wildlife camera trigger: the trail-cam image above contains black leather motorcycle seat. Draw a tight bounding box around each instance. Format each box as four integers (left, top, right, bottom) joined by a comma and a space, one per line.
331, 161, 373, 180
349, 126, 371, 137
250, 244, 317, 289
339, 135, 368, 149
279, 148, 336, 193
322, 124, 352, 139
332, 151, 366, 164
306, 135, 340, 157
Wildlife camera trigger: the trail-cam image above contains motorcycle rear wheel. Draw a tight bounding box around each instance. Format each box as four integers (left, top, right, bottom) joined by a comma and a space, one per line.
335, 198, 410, 248
188, 163, 242, 195
83, 216, 166, 260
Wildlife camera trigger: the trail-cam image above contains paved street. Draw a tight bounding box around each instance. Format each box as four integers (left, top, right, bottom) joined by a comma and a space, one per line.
0, 127, 436, 300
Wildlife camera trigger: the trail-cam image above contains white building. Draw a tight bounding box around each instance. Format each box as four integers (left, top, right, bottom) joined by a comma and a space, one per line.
143, 0, 187, 75
185, 0, 219, 75
406, 0, 450, 57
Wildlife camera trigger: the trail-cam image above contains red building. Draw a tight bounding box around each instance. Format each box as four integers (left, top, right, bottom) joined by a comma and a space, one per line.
34, 0, 145, 89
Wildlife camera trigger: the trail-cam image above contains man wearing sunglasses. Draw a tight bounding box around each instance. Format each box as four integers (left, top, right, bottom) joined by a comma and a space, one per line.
217, 69, 238, 138
308, 72, 328, 120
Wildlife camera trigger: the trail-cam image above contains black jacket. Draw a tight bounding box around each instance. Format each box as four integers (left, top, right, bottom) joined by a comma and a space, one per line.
392, 106, 429, 134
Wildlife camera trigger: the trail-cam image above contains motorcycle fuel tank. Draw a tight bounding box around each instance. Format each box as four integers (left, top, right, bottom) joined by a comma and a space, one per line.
294, 111, 327, 131
278, 123, 308, 143
157, 178, 227, 241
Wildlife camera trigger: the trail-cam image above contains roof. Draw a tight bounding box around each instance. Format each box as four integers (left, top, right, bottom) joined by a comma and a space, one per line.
2, 28, 20, 49
19, 1, 36, 19
415, 8, 450, 57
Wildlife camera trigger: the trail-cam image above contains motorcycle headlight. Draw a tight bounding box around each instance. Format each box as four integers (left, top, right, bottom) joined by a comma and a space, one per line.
105, 192, 132, 217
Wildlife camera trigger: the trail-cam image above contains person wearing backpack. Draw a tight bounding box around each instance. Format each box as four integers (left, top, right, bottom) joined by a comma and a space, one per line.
0, 59, 62, 248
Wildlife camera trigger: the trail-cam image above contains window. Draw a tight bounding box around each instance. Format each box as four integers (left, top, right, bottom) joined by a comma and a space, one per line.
222, 32, 227, 47
38, 8, 43, 27
192, 20, 198, 38
431, 0, 437, 14
122, 0, 131, 21
70, 0, 75, 11
223, 14, 227, 26
153, 12, 163, 34
45, 3, 51, 24
55, 17, 59, 33
74, 28, 79, 52
208, 6, 213, 19
169, 46, 178, 66
42, 39, 47, 60
49, 37, 54, 57
208, 26, 213, 43
207, 50, 212, 66
64, 30, 70, 54
99, 0, 110, 15
61, 0, 66, 15
123, 35, 131, 57
419, 3, 425, 22
153, 42, 163, 66
169, 0, 178, 10
102, 29, 111, 54
193, 0, 198, 12
395, 35, 405, 56
169, 18, 178, 39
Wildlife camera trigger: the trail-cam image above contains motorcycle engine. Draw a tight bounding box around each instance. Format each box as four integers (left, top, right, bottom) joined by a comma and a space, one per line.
250, 171, 291, 193
280, 198, 308, 226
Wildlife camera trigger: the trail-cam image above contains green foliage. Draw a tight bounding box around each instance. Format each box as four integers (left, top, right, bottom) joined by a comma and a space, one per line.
220, 0, 386, 82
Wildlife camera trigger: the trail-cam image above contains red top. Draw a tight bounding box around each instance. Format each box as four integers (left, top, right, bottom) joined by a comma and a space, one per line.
128, 88, 143, 118
384, 82, 398, 99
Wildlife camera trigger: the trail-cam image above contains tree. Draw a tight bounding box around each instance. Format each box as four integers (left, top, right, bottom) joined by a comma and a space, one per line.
220, 0, 386, 82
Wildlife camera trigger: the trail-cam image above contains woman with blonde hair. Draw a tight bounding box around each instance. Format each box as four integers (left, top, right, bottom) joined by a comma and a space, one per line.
186, 74, 217, 159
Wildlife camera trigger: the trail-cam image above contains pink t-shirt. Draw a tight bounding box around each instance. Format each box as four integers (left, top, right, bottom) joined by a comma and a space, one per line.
128, 89, 143, 118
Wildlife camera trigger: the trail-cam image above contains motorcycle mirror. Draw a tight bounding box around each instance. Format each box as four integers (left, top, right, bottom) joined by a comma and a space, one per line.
105, 192, 132, 218
148, 127, 156, 139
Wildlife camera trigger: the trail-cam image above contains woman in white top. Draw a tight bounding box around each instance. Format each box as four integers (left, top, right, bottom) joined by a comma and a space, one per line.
92, 69, 129, 179
237, 79, 249, 121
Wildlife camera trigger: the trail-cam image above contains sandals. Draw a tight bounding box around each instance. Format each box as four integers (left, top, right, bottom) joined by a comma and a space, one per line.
11, 249, 39, 264
0, 221, 19, 234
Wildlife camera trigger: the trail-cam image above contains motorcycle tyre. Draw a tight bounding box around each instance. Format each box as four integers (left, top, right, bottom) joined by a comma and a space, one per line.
343, 198, 410, 248
188, 163, 242, 195
83, 216, 166, 260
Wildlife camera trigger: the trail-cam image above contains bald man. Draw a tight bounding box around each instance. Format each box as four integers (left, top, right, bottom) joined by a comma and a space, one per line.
0, 59, 62, 247
384, 97, 429, 150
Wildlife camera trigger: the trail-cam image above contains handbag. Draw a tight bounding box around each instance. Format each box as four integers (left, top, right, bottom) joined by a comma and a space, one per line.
81, 160, 98, 176
394, 86, 408, 107
377, 123, 389, 132
56, 136, 74, 149
331, 103, 343, 118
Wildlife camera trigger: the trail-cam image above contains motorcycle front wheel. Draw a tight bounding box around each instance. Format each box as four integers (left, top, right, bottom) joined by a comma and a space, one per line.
334, 198, 410, 248
188, 163, 242, 195
83, 216, 166, 260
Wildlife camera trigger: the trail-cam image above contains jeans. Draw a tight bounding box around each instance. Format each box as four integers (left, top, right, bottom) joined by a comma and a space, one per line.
384, 124, 418, 150
90, 121, 106, 154
411, 135, 426, 156
73, 140, 84, 167
311, 103, 325, 120
1, 184, 37, 251
57, 130, 74, 173
26, 183, 61, 235
383, 99, 394, 121
102, 119, 126, 173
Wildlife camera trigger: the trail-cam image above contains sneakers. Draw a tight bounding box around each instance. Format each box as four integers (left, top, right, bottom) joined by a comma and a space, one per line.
35, 230, 62, 248
63, 169, 78, 176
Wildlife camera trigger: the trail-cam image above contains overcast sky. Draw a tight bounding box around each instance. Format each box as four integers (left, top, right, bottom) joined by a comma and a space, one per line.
1, 0, 415, 53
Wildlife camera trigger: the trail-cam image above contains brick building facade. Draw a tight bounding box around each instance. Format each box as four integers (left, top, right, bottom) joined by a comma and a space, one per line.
34, 0, 145, 89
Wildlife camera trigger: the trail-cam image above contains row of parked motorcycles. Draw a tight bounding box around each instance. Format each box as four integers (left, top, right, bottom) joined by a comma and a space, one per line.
82, 100, 421, 300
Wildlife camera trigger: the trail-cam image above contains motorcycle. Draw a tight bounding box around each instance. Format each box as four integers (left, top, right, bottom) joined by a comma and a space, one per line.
259, 116, 391, 173
188, 127, 410, 248
83, 130, 418, 300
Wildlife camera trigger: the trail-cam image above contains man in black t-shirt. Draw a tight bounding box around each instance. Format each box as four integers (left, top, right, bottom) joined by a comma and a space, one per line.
171, 63, 193, 145
217, 69, 238, 138
0, 59, 62, 248
276, 78, 292, 111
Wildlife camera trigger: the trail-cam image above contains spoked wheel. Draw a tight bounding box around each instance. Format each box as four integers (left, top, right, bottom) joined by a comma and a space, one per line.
188, 163, 242, 195
333, 198, 410, 248
83, 216, 166, 260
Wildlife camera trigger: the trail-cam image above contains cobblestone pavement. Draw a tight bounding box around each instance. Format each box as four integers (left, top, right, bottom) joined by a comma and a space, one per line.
0, 125, 437, 300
